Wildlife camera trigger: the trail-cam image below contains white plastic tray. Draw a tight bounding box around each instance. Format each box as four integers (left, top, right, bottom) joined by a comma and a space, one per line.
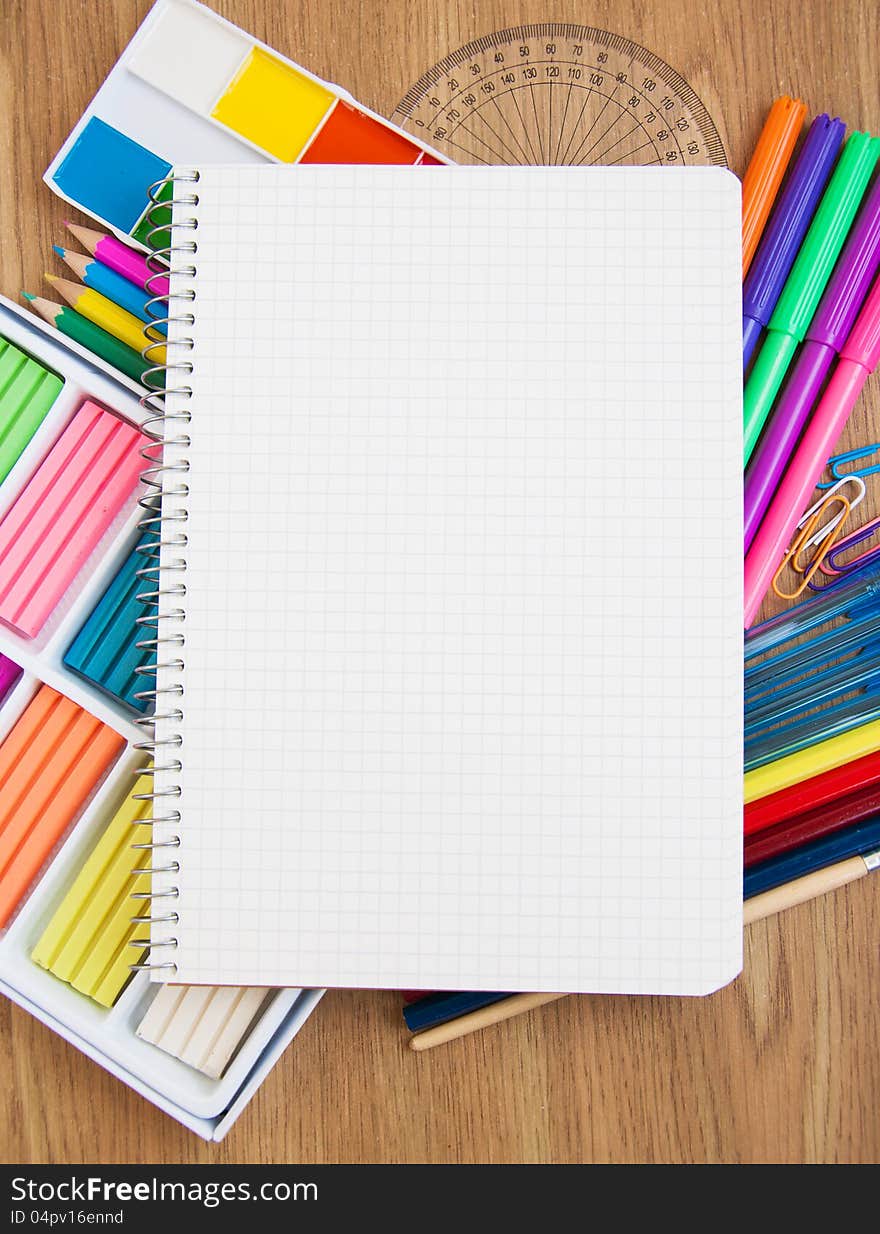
0, 295, 322, 1139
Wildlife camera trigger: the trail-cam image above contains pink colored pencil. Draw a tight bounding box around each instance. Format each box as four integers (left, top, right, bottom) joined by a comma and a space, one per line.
0, 402, 146, 637
64, 221, 169, 297
743, 271, 880, 627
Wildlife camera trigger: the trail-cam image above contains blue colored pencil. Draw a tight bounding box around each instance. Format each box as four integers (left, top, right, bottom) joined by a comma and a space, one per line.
403, 991, 511, 1032
744, 815, 880, 897
53, 245, 167, 334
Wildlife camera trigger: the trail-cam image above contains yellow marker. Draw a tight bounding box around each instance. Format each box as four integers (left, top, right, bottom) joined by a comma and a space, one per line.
212, 47, 335, 162
744, 717, 880, 804
44, 276, 165, 364
32, 773, 153, 1007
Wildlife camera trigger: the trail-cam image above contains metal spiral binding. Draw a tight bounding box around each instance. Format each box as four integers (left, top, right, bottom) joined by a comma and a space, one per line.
128, 170, 200, 973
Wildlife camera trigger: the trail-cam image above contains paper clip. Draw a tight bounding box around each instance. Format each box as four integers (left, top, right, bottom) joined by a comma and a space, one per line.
823, 514, 880, 572
772, 491, 853, 600
807, 536, 880, 591
819, 442, 880, 488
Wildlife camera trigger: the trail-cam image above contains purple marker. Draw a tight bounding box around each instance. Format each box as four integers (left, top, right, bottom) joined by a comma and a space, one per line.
0, 654, 21, 706
744, 171, 880, 550
743, 115, 845, 368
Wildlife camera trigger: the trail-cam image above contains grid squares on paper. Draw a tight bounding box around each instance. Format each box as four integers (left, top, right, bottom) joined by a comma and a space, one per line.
154, 164, 743, 993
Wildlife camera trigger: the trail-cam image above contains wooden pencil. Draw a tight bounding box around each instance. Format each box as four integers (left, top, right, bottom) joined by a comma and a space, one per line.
23, 293, 150, 384
43, 274, 164, 363
744, 782, 880, 866
408, 850, 880, 1051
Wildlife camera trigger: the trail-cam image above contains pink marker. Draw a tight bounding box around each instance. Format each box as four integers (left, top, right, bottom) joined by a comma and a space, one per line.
64, 220, 170, 298
744, 271, 880, 628
0, 402, 146, 637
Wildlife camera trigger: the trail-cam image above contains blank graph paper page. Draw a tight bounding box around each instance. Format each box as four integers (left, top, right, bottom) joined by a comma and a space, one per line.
155, 164, 743, 993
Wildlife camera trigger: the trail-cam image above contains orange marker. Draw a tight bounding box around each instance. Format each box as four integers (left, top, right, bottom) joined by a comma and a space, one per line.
0, 685, 124, 926
742, 96, 807, 277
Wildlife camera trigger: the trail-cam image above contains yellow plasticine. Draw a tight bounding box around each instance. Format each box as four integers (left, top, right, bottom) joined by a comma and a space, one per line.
32, 773, 153, 1007
211, 47, 335, 162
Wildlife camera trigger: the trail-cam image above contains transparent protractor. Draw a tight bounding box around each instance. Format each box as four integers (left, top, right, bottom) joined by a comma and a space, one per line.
393, 24, 726, 168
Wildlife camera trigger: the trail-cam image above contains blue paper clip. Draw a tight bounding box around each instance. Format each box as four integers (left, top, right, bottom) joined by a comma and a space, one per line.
819, 442, 880, 488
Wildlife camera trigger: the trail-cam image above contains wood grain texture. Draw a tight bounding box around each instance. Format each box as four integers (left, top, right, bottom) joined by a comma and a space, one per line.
1, 0, 879, 1164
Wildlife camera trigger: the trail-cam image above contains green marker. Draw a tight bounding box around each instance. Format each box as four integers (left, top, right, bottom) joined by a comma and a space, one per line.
743, 130, 880, 464
21, 292, 151, 386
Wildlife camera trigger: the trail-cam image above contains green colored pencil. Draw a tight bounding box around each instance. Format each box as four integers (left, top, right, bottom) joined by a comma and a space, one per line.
22, 293, 151, 385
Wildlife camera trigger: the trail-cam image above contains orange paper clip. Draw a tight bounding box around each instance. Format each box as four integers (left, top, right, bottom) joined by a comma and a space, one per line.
772, 492, 852, 600
742, 96, 807, 277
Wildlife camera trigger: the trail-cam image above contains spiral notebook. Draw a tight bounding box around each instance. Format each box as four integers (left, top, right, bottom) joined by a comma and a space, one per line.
147, 164, 744, 994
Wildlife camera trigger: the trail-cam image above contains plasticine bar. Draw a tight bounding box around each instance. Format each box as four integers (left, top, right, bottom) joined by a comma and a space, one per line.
0, 685, 124, 927
0, 335, 64, 484
137, 985, 271, 1079
32, 772, 153, 1006
0, 653, 21, 705
64, 531, 158, 712
0, 400, 146, 637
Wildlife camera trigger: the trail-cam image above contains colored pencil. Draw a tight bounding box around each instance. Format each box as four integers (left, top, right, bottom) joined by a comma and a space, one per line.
743, 716, 880, 803
403, 991, 512, 1032
744, 747, 880, 835
742, 848, 879, 923
22, 293, 150, 384
53, 245, 166, 332
741, 96, 807, 277
744, 814, 880, 896
744, 782, 880, 865
64, 220, 170, 296
44, 275, 164, 362
409, 993, 565, 1051
408, 854, 880, 1050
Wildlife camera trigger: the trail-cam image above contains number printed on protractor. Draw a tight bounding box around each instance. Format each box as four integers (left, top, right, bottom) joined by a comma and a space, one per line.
393, 24, 726, 168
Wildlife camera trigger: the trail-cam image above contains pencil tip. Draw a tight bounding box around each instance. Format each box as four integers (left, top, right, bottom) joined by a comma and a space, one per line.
21, 292, 34, 301
52, 244, 65, 257
43, 272, 57, 283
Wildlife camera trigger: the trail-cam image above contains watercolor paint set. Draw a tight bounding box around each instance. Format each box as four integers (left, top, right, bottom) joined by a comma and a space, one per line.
0, 293, 322, 1139
44, 0, 446, 247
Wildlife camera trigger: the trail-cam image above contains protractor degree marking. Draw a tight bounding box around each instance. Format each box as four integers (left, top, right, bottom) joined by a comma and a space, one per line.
551, 82, 575, 165
394, 25, 726, 168
485, 93, 534, 165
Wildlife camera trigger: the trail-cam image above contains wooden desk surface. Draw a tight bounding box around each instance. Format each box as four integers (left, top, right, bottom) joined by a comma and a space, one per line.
1, 0, 878, 1165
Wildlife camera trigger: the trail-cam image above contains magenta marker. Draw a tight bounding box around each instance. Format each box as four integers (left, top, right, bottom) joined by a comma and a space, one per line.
744, 171, 880, 550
